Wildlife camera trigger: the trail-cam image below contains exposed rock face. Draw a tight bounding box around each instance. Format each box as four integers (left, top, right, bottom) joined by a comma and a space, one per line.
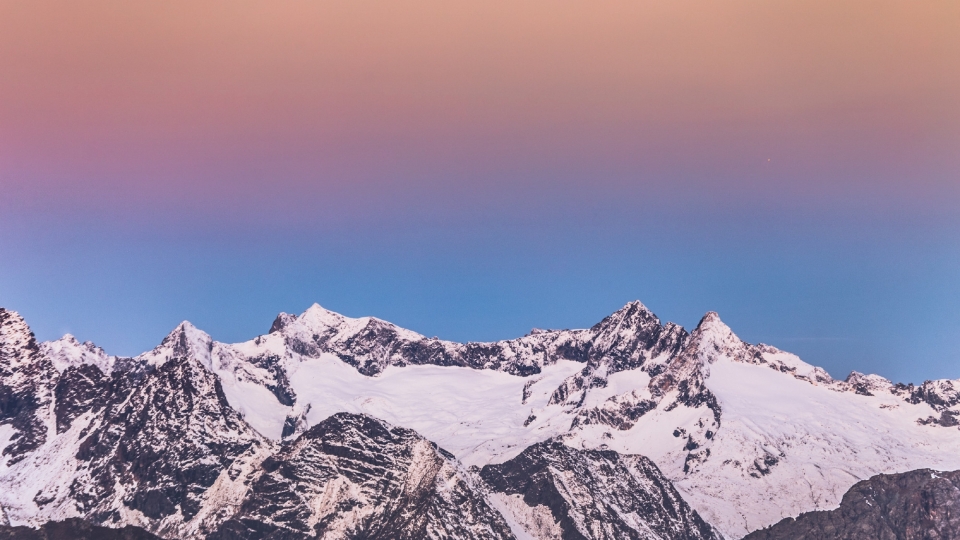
0, 518, 159, 540
68, 355, 263, 527
211, 413, 515, 540
480, 439, 721, 540
744, 468, 960, 540
53, 363, 109, 434
0, 309, 57, 463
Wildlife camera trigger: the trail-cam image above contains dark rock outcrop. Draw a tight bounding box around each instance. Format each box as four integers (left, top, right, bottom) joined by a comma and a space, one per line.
0, 519, 159, 540
69, 354, 264, 527
211, 412, 515, 540
480, 439, 721, 540
743, 468, 960, 540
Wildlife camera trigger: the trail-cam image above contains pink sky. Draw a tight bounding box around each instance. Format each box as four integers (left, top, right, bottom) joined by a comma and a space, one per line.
2, 0, 957, 222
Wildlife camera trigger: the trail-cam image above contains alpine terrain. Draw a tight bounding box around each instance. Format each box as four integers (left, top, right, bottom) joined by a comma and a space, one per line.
2, 301, 959, 539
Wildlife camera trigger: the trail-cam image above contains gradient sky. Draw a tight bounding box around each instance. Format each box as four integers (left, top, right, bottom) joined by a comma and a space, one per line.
1, 1, 958, 384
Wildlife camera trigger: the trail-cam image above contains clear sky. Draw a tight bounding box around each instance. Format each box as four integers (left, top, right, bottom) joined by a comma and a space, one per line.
1, 1, 958, 384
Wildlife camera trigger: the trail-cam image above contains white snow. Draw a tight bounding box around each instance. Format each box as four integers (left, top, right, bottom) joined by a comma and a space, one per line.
222, 353, 585, 466
486, 493, 562, 540
668, 350, 960, 538
40, 335, 115, 374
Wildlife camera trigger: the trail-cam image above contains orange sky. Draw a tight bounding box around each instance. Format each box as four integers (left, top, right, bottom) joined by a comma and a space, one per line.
1, 0, 958, 211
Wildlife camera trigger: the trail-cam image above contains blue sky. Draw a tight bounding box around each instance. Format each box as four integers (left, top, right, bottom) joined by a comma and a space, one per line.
1, 0, 958, 384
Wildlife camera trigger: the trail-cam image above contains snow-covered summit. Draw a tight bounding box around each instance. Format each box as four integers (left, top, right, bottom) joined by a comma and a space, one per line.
134, 320, 215, 370
0, 309, 40, 371
688, 312, 740, 362
40, 334, 114, 374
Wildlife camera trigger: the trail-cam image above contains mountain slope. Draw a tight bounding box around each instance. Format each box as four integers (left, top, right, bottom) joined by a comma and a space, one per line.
743, 468, 960, 539
556, 312, 960, 537
0, 309, 57, 464
211, 412, 515, 540
0, 323, 270, 539
209, 412, 719, 540
480, 439, 720, 540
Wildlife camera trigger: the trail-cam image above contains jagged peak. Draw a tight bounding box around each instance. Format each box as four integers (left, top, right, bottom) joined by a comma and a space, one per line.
691, 311, 741, 342
291, 303, 426, 344
0, 307, 41, 365
844, 370, 893, 393
694, 311, 729, 332
621, 299, 651, 312
47, 333, 101, 349
269, 312, 297, 333
611, 300, 656, 320
159, 320, 212, 351
134, 320, 214, 370
684, 311, 754, 367
40, 333, 113, 373
172, 319, 201, 333
298, 302, 349, 329
590, 300, 661, 334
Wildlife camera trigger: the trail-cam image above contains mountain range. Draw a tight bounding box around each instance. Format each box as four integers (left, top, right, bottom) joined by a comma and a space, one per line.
2, 301, 959, 539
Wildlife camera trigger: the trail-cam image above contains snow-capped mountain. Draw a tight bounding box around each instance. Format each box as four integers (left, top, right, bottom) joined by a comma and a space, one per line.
2, 301, 960, 539
1, 316, 270, 538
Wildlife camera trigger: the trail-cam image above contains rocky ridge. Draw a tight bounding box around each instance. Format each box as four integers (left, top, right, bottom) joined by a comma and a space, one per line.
212, 413, 515, 540
481, 439, 720, 540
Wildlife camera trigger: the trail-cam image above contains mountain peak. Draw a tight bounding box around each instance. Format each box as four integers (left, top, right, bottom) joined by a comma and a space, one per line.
268, 312, 296, 333
591, 300, 660, 334
173, 320, 199, 333
134, 320, 214, 369
844, 370, 893, 395
695, 311, 726, 330
41, 333, 113, 373
0, 307, 40, 366
161, 320, 212, 350
621, 299, 650, 312
298, 302, 349, 329
610, 300, 655, 320
692, 311, 737, 340
687, 311, 750, 365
